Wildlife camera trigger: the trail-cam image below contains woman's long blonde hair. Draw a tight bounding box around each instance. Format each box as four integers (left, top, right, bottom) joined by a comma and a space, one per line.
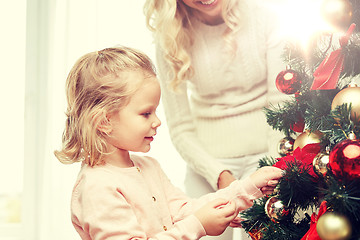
144, 0, 246, 90
54, 47, 156, 166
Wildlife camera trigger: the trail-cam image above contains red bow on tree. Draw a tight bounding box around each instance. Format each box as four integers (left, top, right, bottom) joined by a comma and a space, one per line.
310, 23, 356, 90
301, 201, 328, 240
273, 143, 321, 179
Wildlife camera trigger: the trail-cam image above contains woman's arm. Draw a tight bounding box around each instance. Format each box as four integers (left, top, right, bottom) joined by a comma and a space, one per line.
155, 46, 232, 190
262, 3, 290, 157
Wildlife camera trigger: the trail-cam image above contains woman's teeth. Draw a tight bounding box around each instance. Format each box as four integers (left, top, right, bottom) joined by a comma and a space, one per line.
201, 0, 215, 5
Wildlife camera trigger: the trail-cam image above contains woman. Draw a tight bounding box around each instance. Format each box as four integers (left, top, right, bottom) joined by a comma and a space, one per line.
144, 1, 287, 239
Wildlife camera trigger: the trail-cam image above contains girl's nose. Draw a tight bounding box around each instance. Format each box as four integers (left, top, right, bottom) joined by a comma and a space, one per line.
152, 115, 161, 128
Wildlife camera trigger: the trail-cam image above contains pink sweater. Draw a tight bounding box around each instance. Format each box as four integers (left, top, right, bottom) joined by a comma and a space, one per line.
71, 155, 263, 240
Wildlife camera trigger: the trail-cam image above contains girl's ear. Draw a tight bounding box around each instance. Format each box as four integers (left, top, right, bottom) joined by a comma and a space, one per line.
95, 111, 112, 135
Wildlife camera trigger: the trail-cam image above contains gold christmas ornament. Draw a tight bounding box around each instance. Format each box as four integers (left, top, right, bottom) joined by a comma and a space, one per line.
320, 0, 353, 30
316, 212, 352, 240
265, 197, 289, 221
348, 132, 356, 140
293, 130, 323, 150
273, 184, 281, 195
277, 137, 295, 156
313, 152, 330, 177
331, 84, 360, 122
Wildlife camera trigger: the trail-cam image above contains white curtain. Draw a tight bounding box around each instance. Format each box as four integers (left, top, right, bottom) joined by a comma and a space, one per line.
24, 1, 185, 239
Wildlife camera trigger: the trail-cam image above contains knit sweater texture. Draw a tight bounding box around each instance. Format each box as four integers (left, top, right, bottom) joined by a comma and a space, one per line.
71, 155, 263, 240
155, 0, 289, 189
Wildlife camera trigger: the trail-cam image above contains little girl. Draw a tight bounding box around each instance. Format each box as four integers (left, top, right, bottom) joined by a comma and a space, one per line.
54, 46, 283, 240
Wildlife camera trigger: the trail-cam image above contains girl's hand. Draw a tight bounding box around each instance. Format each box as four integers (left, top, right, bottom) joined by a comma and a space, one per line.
249, 166, 284, 194
194, 199, 237, 236
229, 215, 243, 228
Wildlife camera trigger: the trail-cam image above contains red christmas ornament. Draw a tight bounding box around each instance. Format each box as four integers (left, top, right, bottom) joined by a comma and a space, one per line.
329, 138, 360, 180
290, 116, 305, 133
275, 69, 301, 94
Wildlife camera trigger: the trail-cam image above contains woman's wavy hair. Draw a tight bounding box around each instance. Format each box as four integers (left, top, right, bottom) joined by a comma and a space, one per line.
54, 47, 156, 166
144, 0, 246, 90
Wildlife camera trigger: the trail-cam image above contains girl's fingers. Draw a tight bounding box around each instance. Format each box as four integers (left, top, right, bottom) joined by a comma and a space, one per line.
261, 186, 276, 195
267, 180, 279, 186
222, 201, 237, 218
265, 167, 284, 180
231, 216, 242, 223
229, 222, 242, 228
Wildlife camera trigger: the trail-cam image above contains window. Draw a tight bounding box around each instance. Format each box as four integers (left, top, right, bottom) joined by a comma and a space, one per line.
1, 1, 185, 239
0, 1, 26, 239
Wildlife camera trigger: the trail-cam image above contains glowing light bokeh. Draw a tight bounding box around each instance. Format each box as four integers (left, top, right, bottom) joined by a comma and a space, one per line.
266, 0, 341, 48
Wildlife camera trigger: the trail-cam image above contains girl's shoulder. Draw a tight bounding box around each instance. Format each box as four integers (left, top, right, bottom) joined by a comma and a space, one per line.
130, 154, 162, 171
74, 155, 163, 190
74, 163, 121, 189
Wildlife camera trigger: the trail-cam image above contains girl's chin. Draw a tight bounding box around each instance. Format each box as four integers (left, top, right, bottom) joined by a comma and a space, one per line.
139, 145, 151, 153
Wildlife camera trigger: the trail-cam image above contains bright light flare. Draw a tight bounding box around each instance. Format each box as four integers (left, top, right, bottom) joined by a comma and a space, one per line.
323, 0, 344, 13
266, 0, 338, 48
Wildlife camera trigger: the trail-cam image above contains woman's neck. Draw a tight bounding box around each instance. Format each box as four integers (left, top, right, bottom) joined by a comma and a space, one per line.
192, 9, 224, 26
200, 15, 224, 25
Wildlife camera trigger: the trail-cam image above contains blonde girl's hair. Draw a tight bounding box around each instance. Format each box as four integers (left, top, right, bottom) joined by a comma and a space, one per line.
144, 0, 245, 90
54, 47, 156, 166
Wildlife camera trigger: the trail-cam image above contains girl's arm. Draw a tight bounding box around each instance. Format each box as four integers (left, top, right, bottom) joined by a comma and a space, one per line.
149, 156, 263, 222
71, 175, 206, 240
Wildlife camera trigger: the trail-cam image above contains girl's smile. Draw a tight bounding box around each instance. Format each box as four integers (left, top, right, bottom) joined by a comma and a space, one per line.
145, 136, 154, 142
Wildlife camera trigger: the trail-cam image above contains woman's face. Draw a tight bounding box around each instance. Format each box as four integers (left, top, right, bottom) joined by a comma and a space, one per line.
181, 0, 223, 25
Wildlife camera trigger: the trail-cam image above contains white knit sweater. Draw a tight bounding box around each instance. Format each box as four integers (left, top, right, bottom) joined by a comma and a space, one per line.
155, 0, 289, 190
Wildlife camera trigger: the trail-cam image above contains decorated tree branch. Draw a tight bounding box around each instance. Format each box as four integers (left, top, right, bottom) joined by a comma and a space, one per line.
241, 0, 360, 239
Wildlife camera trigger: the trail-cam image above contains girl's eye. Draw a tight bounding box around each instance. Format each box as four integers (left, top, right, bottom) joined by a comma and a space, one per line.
141, 112, 151, 118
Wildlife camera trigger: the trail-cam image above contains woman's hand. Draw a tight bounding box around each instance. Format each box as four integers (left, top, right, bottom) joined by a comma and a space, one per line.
217, 170, 236, 189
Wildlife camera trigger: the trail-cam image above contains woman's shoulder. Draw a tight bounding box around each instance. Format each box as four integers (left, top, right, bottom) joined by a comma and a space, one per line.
251, 0, 282, 20
247, 0, 283, 35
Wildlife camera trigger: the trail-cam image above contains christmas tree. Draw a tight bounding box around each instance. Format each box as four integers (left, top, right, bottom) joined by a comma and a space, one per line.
241, 0, 360, 239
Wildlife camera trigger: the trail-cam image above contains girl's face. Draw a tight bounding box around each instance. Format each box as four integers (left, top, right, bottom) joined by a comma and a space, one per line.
107, 71, 161, 153
181, 0, 223, 25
